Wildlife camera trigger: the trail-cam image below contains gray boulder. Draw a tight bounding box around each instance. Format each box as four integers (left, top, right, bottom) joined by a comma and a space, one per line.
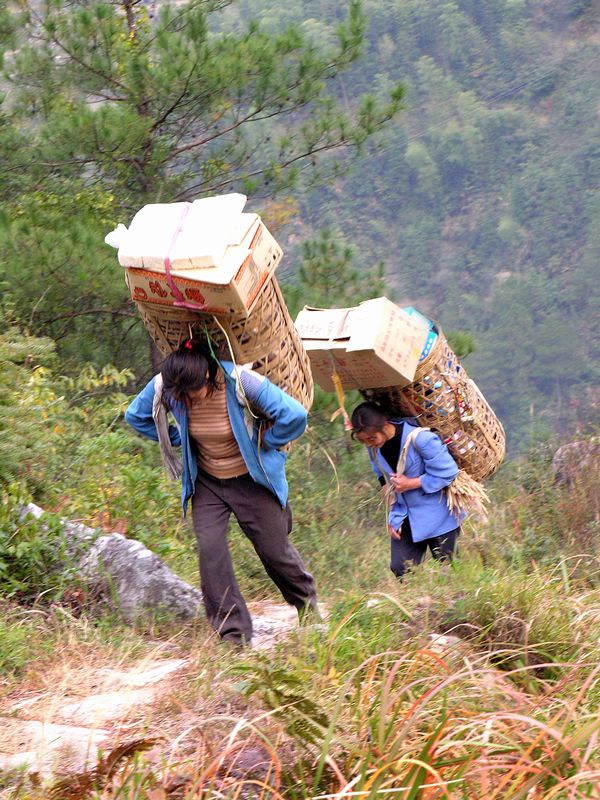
21, 503, 202, 622
551, 438, 600, 486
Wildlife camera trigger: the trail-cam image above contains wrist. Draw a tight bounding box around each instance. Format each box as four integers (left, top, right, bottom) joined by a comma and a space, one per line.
411, 476, 422, 490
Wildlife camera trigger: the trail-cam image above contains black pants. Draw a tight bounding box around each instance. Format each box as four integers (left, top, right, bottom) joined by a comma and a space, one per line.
191, 472, 317, 643
390, 518, 460, 578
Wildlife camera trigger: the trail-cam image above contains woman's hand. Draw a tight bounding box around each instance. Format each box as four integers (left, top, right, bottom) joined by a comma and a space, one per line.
388, 524, 401, 539
390, 473, 422, 493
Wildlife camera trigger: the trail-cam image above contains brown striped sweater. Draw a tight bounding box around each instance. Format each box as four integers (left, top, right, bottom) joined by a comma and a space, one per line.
188, 382, 248, 479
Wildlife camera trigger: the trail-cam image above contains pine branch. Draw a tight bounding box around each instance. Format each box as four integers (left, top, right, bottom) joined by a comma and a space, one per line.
176, 140, 350, 199
39, 309, 137, 325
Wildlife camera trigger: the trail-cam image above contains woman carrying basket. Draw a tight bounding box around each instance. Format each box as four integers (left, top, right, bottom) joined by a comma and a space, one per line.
125, 337, 319, 646
351, 401, 464, 579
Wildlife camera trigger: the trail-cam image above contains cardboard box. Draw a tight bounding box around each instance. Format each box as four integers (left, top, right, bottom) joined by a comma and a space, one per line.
123, 215, 282, 316
294, 298, 429, 391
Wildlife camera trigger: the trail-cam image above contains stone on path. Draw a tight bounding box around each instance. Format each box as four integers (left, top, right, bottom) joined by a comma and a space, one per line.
249, 602, 302, 650
0, 603, 316, 781
21, 503, 202, 622
0, 658, 188, 779
0, 719, 109, 778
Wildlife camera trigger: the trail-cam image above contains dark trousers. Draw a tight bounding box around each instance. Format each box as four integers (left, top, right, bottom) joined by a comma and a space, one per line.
390, 518, 460, 578
191, 472, 317, 643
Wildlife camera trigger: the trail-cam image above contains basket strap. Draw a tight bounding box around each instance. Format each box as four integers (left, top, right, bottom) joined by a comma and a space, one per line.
396, 427, 431, 475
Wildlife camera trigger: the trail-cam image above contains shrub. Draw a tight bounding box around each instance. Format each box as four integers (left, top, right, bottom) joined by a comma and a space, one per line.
0, 608, 52, 677
0, 487, 87, 602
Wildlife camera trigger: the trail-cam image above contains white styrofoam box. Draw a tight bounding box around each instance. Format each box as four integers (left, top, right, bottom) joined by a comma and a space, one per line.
112, 193, 248, 271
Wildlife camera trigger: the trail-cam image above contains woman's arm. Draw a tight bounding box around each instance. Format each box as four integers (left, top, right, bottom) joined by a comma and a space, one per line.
125, 377, 182, 447
237, 369, 307, 448
412, 430, 458, 492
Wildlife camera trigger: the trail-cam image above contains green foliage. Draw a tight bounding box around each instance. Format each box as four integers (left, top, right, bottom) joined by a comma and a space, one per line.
408, 555, 588, 679
267, 0, 600, 451
0, 328, 57, 487
0, 603, 55, 678
233, 655, 330, 747
446, 329, 476, 359
1, 0, 403, 370
284, 227, 387, 317
3, 0, 599, 447
0, 616, 40, 677
0, 327, 189, 564
0, 326, 135, 493
0, 487, 86, 602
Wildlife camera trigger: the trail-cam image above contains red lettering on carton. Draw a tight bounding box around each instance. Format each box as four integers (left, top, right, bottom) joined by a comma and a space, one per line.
133, 286, 148, 301
149, 280, 168, 298
185, 287, 206, 304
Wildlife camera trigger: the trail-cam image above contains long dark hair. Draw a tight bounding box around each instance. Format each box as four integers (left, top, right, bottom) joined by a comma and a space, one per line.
350, 402, 390, 438
161, 337, 222, 404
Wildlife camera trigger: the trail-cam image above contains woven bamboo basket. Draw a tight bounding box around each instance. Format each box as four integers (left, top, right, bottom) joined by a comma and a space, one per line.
362, 328, 505, 481
135, 276, 314, 411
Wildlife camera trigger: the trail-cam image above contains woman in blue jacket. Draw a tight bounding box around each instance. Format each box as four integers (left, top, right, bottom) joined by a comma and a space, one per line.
351, 402, 463, 578
125, 337, 318, 646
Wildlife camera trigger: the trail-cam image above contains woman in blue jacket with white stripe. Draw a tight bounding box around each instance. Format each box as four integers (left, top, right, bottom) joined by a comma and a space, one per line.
125, 337, 318, 646
351, 402, 463, 578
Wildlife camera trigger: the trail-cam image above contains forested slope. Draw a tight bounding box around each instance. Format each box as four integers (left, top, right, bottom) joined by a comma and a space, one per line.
228, 0, 600, 448
1, 0, 598, 451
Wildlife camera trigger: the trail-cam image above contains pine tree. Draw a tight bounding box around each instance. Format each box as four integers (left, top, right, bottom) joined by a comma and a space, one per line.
1, 0, 404, 369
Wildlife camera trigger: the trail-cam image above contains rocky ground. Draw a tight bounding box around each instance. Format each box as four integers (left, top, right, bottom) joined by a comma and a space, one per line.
0, 602, 307, 790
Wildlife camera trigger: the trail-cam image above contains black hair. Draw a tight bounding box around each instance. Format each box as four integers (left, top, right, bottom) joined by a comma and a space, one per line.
161, 336, 222, 404
350, 402, 390, 437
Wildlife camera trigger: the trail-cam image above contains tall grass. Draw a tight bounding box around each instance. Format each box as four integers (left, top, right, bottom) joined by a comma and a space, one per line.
2, 382, 600, 797
29, 621, 599, 799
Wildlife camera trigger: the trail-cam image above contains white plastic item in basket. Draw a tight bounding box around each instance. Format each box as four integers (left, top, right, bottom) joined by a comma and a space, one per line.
105, 193, 247, 271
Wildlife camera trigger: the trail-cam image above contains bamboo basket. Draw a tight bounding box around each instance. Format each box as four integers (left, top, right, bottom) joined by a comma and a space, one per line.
362, 329, 505, 481
135, 276, 314, 411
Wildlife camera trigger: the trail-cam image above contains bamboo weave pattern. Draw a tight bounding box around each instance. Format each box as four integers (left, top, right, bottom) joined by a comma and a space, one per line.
135, 276, 314, 411
363, 329, 505, 481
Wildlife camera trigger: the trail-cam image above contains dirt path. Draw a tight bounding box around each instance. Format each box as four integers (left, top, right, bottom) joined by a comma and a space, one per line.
0, 602, 308, 784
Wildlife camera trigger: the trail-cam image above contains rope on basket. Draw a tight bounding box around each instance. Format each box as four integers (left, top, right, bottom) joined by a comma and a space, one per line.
208, 315, 259, 421
207, 314, 280, 495
326, 312, 352, 431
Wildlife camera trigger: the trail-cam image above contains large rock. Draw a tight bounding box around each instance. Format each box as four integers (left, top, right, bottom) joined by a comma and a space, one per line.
21, 503, 202, 622
551, 438, 600, 486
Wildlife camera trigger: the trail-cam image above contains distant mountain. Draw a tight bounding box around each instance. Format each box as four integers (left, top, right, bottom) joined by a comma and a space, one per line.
229, 0, 600, 450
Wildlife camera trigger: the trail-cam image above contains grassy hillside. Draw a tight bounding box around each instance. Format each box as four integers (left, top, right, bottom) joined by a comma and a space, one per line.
1, 330, 599, 796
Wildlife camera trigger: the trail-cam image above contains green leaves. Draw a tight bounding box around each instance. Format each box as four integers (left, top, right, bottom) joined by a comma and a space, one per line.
6, 0, 403, 203
0, 487, 84, 602
233, 656, 331, 748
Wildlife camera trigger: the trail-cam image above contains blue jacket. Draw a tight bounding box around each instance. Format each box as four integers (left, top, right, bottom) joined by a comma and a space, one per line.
368, 419, 463, 542
124, 361, 307, 515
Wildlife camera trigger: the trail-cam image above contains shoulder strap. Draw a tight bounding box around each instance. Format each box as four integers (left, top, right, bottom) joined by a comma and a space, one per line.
370, 447, 392, 485
396, 427, 430, 474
